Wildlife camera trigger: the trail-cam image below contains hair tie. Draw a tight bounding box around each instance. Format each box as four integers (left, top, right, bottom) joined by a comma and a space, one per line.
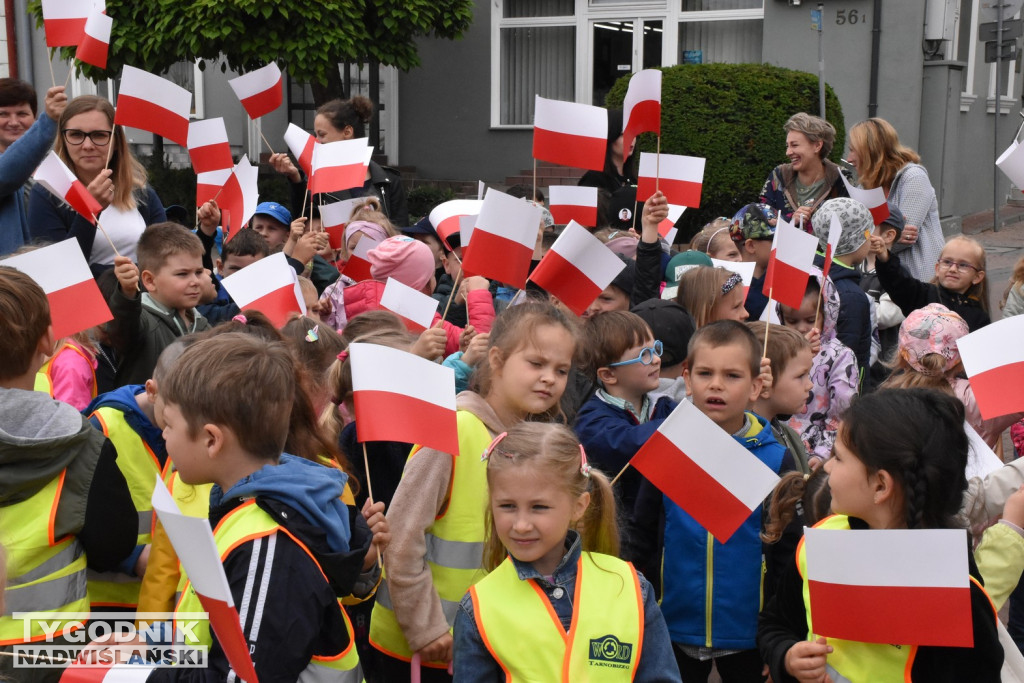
336, 350, 349, 363
481, 431, 509, 461
721, 272, 743, 295
305, 324, 320, 343
579, 444, 592, 478
232, 314, 247, 324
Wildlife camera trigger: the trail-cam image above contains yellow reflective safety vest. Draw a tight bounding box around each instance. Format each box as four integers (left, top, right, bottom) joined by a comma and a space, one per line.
175, 499, 362, 682
33, 369, 53, 396
87, 405, 171, 609
41, 342, 98, 401
369, 410, 492, 664
0, 471, 89, 645
797, 515, 914, 683
470, 553, 643, 681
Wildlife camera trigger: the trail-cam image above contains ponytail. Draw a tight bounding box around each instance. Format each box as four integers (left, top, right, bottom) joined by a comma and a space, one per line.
578, 469, 619, 558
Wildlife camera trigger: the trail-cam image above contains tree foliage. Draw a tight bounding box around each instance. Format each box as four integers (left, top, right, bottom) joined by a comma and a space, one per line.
28, 0, 474, 86
607, 63, 844, 239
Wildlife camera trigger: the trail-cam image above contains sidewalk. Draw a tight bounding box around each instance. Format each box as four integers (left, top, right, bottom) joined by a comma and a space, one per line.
959, 204, 1024, 314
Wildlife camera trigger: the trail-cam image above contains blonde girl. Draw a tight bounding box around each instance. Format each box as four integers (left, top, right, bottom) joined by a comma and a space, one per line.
453, 422, 681, 681
675, 265, 748, 327
691, 218, 742, 261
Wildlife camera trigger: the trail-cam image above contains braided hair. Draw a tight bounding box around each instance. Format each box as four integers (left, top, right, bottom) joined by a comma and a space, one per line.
839, 388, 968, 529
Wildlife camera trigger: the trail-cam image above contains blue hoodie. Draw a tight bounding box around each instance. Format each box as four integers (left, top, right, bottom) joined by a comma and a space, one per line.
86, 384, 167, 466
209, 454, 352, 553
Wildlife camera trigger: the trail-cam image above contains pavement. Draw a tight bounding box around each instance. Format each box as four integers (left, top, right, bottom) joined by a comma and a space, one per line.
962, 205, 1024, 315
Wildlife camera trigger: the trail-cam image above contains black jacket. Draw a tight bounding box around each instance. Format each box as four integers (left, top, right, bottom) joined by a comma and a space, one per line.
290, 161, 409, 228
876, 249, 991, 331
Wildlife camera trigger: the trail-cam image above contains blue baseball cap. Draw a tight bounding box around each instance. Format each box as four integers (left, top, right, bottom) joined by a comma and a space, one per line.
253, 201, 292, 226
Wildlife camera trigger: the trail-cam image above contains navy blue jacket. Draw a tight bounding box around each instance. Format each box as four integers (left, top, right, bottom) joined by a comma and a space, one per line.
820, 255, 871, 384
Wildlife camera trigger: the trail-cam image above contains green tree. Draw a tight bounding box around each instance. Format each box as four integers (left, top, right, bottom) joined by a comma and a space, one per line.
607, 63, 844, 240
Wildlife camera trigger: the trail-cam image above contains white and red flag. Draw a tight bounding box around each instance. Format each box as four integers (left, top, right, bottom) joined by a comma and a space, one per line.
61, 663, 155, 682
528, 221, 626, 315
41, 0, 103, 47
310, 138, 372, 195
532, 96, 607, 172
151, 479, 260, 683
956, 314, 1024, 419
1, 240, 112, 340
196, 168, 232, 208
218, 158, 259, 241
840, 174, 890, 225
804, 525, 972, 647
340, 236, 378, 282
629, 400, 781, 542
349, 342, 458, 454
761, 215, 819, 310
321, 198, 364, 250
228, 63, 283, 120
284, 123, 315, 178
187, 118, 233, 174
548, 185, 598, 227
114, 65, 192, 147
822, 212, 843, 276
659, 204, 685, 244
380, 278, 440, 332
637, 152, 705, 209
220, 252, 304, 327
460, 188, 541, 289
428, 199, 482, 248
622, 69, 661, 158
34, 151, 102, 223
75, 7, 111, 69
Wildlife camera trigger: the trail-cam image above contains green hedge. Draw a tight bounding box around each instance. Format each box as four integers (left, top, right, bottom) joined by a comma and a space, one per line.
606, 63, 844, 241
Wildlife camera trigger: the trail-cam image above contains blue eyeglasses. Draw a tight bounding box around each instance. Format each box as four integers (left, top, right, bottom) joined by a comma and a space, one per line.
609, 340, 664, 367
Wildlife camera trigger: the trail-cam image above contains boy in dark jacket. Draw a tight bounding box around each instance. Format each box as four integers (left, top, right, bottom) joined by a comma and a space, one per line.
108, 223, 211, 387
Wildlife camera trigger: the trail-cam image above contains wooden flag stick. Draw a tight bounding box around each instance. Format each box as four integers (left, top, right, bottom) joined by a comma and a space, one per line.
103, 124, 117, 171
655, 134, 661, 193
763, 288, 773, 358
64, 64, 74, 90
93, 215, 121, 258
532, 158, 537, 204
437, 266, 463, 325
258, 126, 277, 156
609, 461, 631, 488
301, 188, 310, 222
48, 50, 57, 87
362, 442, 383, 570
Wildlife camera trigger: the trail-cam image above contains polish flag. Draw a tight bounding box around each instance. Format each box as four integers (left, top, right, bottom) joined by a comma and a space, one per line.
114, 65, 192, 147
840, 174, 890, 225
220, 252, 304, 327
284, 123, 315, 179
34, 151, 102, 224
532, 96, 608, 172
710, 258, 755, 302
637, 153, 705, 209
956, 314, 1024, 419
151, 479, 260, 683
804, 525, 972, 647
822, 212, 843, 276
41, 0, 103, 47
75, 8, 111, 69
528, 221, 626, 315
340, 236, 378, 282
228, 63, 283, 120
61, 663, 155, 682
548, 185, 598, 227
659, 204, 685, 244
380, 277, 440, 332
459, 214, 479, 249
1, 240, 112, 340
187, 118, 233, 174
429, 199, 483, 248
321, 198, 364, 250
761, 216, 819, 310
629, 400, 781, 543
460, 188, 541, 289
218, 158, 259, 242
310, 138, 372, 195
349, 342, 458, 454
196, 168, 232, 208
622, 69, 661, 158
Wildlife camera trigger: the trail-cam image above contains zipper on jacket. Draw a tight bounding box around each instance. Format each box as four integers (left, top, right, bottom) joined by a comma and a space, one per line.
705, 532, 713, 648
760, 554, 767, 610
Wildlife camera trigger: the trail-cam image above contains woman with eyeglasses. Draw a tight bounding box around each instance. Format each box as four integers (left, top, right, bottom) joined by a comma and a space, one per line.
846, 117, 943, 281
29, 95, 166, 272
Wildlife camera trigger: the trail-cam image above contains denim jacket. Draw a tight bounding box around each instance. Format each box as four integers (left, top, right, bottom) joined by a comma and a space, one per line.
452, 531, 682, 681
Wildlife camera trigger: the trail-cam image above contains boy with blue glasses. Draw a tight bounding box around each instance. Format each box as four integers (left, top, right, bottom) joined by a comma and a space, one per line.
573, 311, 676, 526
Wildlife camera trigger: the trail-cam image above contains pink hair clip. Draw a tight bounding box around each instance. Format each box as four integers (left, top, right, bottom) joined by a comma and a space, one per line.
579, 444, 592, 478
481, 431, 509, 461
336, 350, 349, 363
232, 314, 248, 324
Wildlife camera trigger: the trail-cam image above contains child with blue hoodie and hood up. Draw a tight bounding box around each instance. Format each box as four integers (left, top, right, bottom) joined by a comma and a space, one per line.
145, 332, 376, 682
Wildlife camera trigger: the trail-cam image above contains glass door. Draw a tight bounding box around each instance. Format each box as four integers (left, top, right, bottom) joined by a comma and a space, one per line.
590, 19, 663, 106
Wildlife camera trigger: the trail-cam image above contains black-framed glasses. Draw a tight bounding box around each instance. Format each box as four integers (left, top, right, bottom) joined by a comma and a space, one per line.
936, 258, 981, 273
62, 129, 112, 146
609, 340, 664, 367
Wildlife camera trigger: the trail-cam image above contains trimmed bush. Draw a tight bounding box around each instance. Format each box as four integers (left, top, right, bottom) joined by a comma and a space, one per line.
407, 184, 456, 222
606, 63, 844, 241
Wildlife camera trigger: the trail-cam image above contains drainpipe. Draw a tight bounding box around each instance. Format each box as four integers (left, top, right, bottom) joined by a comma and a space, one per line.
868, 0, 882, 117
13, 0, 33, 83
4, 0, 16, 78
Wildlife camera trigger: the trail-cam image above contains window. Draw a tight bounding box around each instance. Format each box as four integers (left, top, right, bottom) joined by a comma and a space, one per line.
678, 18, 762, 64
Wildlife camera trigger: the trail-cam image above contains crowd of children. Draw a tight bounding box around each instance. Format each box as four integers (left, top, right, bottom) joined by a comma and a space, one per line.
2, 91, 1024, 683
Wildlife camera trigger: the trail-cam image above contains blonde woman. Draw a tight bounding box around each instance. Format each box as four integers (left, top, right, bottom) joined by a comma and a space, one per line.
29, 95, 166, 270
